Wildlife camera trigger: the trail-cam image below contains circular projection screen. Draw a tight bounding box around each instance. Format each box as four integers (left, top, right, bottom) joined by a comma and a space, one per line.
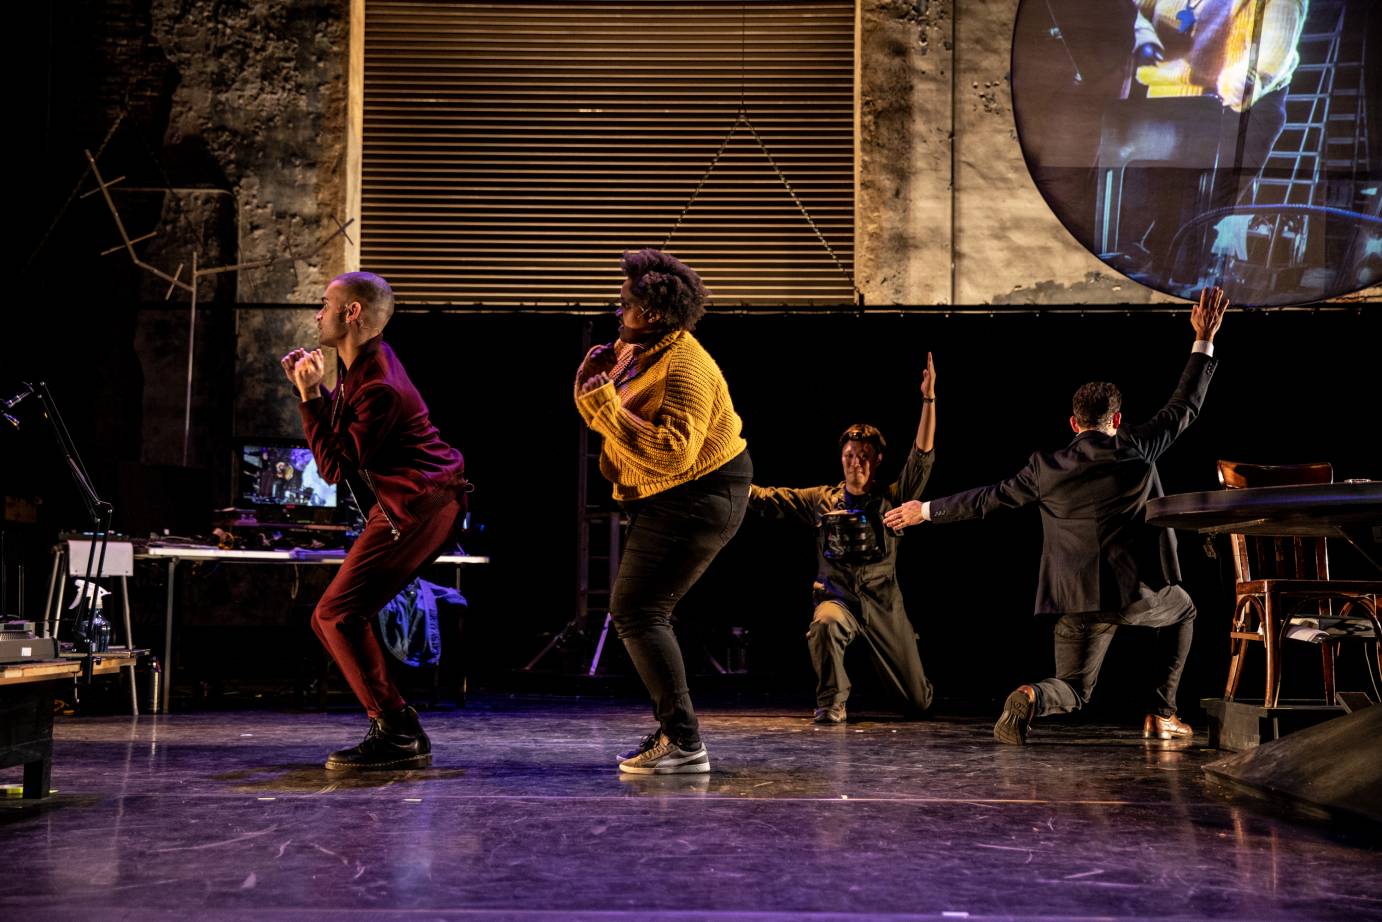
1011, 0, 1380, 306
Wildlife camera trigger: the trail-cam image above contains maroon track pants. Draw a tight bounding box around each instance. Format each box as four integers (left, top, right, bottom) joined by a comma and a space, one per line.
311, 497, 462, 717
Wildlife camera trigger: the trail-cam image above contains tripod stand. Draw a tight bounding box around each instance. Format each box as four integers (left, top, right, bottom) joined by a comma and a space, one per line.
523, 507, 624, 676
522, 320, 624, 677
523, 320, 737, 679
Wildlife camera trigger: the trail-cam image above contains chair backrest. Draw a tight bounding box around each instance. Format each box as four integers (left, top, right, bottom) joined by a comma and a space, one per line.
1217, 460, 1333, 490
1216, 460, 1333, 583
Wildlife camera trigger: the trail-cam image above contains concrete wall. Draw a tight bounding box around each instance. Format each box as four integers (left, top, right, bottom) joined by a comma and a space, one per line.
150, 0, 350, 302
47, 1, 1380, 312
151, 0, 351, 438
857, 0, 954, 305
21, 0, 1378, 457
858, 0, 1379, 306
857, 0, 1176, 305
55, 0, 1378, 313
18, 0, 351, 457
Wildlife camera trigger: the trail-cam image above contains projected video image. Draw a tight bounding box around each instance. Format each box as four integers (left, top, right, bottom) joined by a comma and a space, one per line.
240, 444, 337, 508
1012, 0, 1380, 306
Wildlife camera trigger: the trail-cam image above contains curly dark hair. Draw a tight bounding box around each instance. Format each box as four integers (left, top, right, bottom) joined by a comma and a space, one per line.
620, 248, 709, 331
1071, 381, 1122, 430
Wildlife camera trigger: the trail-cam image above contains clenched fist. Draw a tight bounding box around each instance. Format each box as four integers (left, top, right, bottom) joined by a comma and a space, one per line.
281, 348, 326, 401
576, 343, 618, 394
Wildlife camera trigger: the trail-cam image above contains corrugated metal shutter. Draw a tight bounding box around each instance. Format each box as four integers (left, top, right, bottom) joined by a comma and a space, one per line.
361, 1, 856, 308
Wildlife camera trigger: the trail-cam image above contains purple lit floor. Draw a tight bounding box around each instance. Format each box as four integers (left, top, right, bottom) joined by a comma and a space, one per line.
3, 699, 1379, 921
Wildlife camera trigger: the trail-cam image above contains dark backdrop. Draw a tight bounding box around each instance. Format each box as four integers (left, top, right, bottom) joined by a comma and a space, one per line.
5, 304, 1379, 719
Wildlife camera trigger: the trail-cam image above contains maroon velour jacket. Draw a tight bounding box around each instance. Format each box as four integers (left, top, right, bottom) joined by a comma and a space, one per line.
300, 336, 465, 535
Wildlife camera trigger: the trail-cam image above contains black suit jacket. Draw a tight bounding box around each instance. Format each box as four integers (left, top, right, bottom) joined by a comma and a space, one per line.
928, 351, 1217, 615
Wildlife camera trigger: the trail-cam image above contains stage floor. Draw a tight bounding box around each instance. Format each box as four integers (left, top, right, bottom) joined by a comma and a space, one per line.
3, 698, 1379, 921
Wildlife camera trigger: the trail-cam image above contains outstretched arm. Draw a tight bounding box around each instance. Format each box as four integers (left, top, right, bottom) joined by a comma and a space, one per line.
896, 457, 1042, 528
749, 484, 831, 527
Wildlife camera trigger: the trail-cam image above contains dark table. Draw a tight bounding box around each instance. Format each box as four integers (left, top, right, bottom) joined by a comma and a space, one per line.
1, 655, 141, 798
1146, 481, 1382, 571
1149, 482, 1381, 746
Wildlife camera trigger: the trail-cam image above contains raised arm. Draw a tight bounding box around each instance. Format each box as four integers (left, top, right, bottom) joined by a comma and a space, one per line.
1191, 285, 1227, 344
914, 351, 936, 453
1121, 286, 1227, 462
884, 354, 938, 523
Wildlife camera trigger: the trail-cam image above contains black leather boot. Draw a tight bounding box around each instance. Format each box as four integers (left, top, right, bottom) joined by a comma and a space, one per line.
325, 705, 432, 771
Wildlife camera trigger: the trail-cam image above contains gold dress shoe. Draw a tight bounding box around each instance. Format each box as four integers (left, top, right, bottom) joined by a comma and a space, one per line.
1143, 713, 1193, 740
812, 704, 847, 725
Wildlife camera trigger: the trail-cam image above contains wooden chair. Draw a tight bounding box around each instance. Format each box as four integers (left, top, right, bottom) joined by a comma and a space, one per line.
1218, 460, 1382, 707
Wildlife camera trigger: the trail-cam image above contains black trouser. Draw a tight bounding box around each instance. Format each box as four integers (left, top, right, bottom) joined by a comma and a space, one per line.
1033, 583, 1196, 719
610, 450, 752, 747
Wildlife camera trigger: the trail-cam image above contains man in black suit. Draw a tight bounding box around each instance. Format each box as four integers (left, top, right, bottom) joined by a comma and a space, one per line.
883, 287, 1228, 744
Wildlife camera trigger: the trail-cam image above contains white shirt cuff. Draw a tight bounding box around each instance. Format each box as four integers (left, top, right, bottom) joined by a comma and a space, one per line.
1192, 340, 1215, 357
921, 500, 932, 521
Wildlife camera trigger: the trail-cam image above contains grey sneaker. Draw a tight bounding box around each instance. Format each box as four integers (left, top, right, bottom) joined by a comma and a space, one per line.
617, 731, 710, 774
812, 704, 847, 724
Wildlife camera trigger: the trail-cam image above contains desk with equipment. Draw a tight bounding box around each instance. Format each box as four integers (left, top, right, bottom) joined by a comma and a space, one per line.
48, 545, 488, 714
32, 436, 488, 714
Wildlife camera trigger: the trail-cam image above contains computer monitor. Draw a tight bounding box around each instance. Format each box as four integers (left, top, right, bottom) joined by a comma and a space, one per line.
235, 438, 338, 519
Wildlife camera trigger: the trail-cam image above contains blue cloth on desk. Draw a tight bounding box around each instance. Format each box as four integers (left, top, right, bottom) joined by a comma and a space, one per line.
377, 578, 467, 667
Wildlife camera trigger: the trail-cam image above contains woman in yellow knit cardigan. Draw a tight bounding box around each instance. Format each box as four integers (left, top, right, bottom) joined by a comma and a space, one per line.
574, 248, 752, 774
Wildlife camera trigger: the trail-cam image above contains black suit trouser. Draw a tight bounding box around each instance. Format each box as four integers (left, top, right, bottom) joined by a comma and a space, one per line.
1035, 583, 1196, 718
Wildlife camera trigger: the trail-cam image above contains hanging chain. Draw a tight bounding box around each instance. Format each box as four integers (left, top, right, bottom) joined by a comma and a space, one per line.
741, 115, 858, 296
660, 111, 744, 249
662, 108, 859, 298
662, 0, 858, 298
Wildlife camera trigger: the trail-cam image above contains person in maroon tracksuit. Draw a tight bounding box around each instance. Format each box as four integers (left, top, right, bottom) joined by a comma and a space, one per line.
281, 271, 466, 770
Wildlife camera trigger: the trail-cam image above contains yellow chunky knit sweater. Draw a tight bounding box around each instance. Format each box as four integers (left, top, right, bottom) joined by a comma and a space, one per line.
1133, 0, 1304, 111
574, 329, 747, 501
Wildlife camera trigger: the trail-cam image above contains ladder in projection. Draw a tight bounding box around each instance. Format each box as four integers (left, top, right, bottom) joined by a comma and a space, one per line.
1242, 1, 1372, 278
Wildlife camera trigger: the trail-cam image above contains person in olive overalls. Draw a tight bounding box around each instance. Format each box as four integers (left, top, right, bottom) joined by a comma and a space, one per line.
749, 355, 937, 724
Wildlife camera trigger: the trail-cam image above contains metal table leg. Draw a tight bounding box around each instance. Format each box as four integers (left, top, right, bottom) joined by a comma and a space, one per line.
120, 574, 138, 716
43, 546, 68, 640
162, 558, 177, 714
